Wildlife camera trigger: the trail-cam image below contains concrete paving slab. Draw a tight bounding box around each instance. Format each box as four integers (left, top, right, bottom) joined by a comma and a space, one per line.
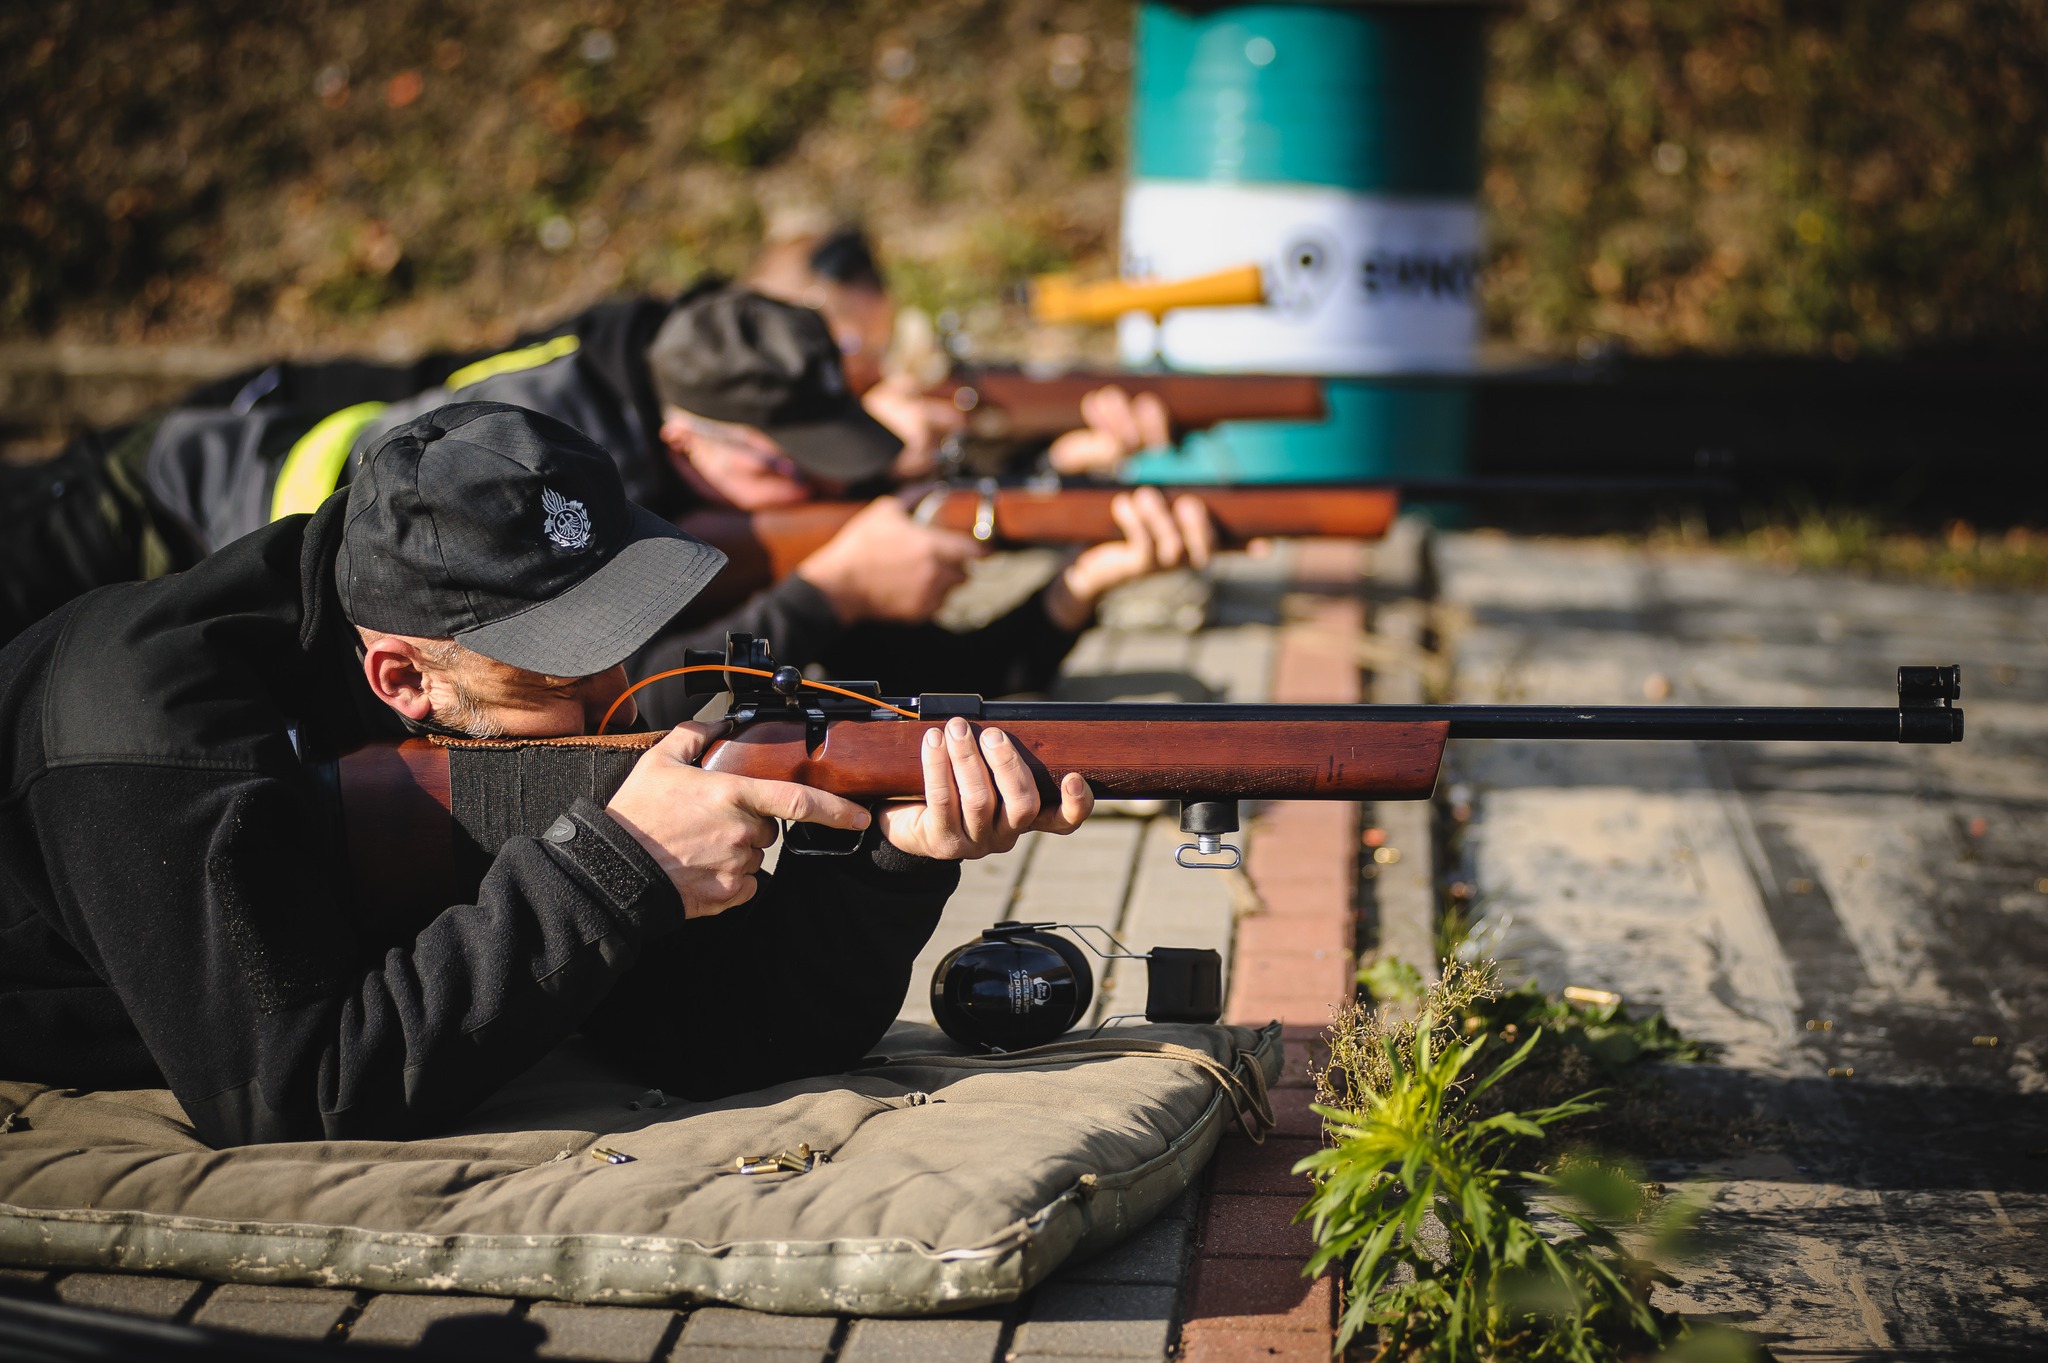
51, 1273, 204, 1321
1054, 1215, 1192, 1286
344, 1292, 524, 1352
1010, 1282, 1177, 1358
525, 1301, 679, 1360
1436, 532, 2048, 1358
838, 1313, 1004, 1363
678, 1307, 838, 1350
191, 1283, 355, 1341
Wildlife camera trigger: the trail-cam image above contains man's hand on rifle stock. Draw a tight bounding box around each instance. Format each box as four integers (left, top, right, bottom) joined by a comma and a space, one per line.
604, 723, 872, 918
1045, 486, 1218, 632
1046, 385, 1173, 476
794, 496, 986, 625
877, 716, 1094, 860
604, 720, 1093, 909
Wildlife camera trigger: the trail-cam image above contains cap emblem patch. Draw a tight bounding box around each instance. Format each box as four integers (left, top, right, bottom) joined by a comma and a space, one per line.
541, 487, 593, 550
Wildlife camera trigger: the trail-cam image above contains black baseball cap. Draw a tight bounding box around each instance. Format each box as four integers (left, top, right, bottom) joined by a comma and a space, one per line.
336, 402, 728, 677
646, 285, 902, 482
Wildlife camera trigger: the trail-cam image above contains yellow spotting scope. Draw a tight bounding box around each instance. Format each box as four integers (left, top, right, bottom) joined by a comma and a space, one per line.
1030, 263, 1265, 324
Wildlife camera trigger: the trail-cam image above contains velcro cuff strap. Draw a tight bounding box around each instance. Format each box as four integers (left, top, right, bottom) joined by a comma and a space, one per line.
551, 798, 675, 924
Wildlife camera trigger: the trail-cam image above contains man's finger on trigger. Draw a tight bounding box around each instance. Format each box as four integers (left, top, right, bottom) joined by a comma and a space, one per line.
734, 776, 870, 830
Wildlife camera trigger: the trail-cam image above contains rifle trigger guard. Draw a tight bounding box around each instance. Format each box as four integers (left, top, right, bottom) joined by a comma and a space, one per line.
1175, 839, 1243, 870
911, 487, 948, 526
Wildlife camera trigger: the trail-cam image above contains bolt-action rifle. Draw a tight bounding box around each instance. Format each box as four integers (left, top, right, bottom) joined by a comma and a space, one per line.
673, 480, 1399, 613
923, 366, 1326, 446
670, 476, 1723, 619
334, 636, 1964, 912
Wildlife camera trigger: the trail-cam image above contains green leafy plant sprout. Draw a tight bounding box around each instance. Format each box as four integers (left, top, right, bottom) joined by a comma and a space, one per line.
1298, 1021, 1675, 1359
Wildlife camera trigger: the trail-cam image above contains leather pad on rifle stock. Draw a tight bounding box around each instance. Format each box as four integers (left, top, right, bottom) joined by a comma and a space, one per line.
444, 741, 646, 892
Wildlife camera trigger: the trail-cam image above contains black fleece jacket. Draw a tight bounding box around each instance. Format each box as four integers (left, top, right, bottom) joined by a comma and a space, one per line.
0, 498, 956, 1147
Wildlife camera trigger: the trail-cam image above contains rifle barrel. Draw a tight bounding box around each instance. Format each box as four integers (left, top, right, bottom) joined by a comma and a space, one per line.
957, 701, 1961, 744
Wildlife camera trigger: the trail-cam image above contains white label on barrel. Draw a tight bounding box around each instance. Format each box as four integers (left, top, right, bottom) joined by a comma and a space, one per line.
1117, 180, 1481, 375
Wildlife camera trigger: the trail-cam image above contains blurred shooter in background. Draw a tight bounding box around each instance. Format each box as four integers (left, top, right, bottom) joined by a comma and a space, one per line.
743, 225, 1174, 479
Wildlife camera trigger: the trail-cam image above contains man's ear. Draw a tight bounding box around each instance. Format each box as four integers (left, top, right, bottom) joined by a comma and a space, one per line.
361, 635, 435, 722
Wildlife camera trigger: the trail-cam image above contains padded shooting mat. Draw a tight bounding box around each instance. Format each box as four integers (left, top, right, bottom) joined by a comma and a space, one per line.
0, 1022, 1279, 1315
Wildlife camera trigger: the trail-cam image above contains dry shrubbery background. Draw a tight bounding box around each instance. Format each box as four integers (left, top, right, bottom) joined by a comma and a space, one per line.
4, 0, 2044, 359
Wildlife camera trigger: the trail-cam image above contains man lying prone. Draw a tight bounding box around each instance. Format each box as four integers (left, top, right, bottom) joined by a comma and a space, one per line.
0, 402, 1092, 1147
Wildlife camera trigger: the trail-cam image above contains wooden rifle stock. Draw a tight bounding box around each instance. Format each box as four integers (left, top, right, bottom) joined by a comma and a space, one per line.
334, 716, 1446, 912
927, 368, 1326, 443
675, 483, 1398, 613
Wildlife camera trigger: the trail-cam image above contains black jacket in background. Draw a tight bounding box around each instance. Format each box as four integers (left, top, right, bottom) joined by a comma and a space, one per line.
0, 496, 955, 1146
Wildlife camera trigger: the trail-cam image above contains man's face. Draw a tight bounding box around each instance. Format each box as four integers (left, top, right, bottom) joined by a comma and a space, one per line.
660, 413, 846, 512
418, 649, 635, 739
820, 283, 894, 395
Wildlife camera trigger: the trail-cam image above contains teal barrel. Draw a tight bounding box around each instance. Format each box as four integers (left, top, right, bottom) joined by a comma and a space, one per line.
1118, 2, 1488, 484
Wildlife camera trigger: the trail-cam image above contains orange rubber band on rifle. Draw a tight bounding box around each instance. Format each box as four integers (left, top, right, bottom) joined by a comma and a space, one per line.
597, 664, 920, 736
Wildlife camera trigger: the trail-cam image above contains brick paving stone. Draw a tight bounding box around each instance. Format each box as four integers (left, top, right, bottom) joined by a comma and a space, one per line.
678, 1307, 838, 1350
192, 1283, 355, 1341
1184, 1258, 1331, 1332
1010, 1282, 1176, 1358
671, 1347, 829, 1363
1177, 1326, 1335, 1362
1189, 625, 1276, 702
344, 1293, 517, 1349
838, 1313, 1004, 1363
526, 1302, 679, 1360
52, 1273, 205, 1321
1200, 1195, 1319, 1260
1208, 1137, 1321, 1196
0, 1267, 51, 1294
1263, 1086, 1324, 1141
1277, 1037, 1328, 1088
1232, 914, 1347, 961
1055, 1215, 1191, 1286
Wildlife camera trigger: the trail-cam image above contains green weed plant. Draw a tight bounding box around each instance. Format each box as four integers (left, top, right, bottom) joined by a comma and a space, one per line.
1305, 962, 1755, 1360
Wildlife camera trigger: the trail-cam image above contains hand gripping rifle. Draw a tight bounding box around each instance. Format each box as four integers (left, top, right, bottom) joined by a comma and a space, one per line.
333, 636, 1964, 918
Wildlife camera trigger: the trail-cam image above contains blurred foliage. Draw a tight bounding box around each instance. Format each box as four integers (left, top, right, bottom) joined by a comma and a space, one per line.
2, 0, 2044, 359
1702, 513, 2048, 589
1487, 0, 2048, 356
0, 0, 1132, 351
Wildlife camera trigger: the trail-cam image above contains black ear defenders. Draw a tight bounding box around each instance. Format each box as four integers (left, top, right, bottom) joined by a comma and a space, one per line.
929, 921, 1225, 1050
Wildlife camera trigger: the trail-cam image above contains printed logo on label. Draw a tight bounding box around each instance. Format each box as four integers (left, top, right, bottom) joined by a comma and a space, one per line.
1008, 968, 1054, 1013
541, 487, 593, 550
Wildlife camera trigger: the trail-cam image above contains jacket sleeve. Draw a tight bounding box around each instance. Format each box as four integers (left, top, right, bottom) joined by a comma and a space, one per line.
630, 576, 849, 728
578, 828, 958, 1098
30, 764, 683, 1146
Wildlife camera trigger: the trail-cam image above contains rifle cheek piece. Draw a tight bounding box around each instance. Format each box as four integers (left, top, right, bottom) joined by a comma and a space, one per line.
930, 922, 1224, 1051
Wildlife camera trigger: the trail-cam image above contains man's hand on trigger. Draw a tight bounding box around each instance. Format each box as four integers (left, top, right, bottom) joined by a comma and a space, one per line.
604, 722, 871, 917
877, 717, 1093, 860
794, 496, 984, 625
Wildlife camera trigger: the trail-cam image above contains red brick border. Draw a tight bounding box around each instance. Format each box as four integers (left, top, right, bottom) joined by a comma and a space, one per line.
1188, 541, 1367, 1360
